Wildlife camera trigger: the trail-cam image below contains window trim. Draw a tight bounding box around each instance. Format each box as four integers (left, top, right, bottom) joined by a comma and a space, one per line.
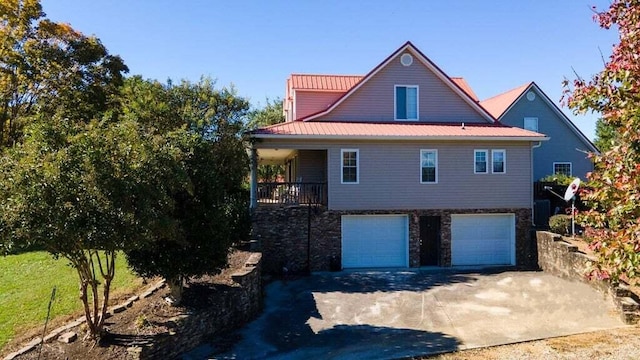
474, 149, 489, 174
341, 149, 359, 184
491, 149, 506, 174
553, 162, 572, 177
394, 85, 419, 121
420, 149, 438, 184
524, 117, 538, 132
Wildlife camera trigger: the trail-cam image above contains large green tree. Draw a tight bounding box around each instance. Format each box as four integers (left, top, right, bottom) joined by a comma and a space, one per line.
0, 117, 185, 337
564, 1, 640, 284
122, 77, 250, 304
0, 0, 127, 148
248, 98, 285, 182
247, 97, 284, 129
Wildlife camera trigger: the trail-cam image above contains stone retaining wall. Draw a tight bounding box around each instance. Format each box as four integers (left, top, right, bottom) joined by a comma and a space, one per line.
133, 253, 263, 359
254, 206, 533, 273
536, 231, 640, 324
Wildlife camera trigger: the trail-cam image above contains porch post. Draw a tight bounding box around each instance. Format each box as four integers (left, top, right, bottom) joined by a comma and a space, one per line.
250, 147, 258, 209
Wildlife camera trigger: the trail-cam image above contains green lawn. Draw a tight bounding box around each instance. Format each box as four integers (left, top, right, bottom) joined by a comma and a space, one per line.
0, 251, 143, 351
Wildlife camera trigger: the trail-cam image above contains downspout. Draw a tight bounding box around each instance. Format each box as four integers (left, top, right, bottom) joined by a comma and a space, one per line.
530, 141, 542, 226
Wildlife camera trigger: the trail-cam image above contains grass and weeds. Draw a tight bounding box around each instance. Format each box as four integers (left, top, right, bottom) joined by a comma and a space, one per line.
0, 251, 143, 351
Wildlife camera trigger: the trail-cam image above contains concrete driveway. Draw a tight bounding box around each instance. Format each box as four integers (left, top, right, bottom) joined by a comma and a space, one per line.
186, 270, 626, 360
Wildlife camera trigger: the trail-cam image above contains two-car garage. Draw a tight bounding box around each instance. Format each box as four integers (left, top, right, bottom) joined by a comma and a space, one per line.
340, 214, 515, 269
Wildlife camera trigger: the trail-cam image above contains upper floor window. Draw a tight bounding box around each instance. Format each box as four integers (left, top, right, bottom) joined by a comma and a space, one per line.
474, 150, 488, 174
554, 162, 572, 176
341, 149, 359, 184
492, 149, 506, 174
420, 149, 438, 183
524, 117, 538, 132
395, 85, 418, 120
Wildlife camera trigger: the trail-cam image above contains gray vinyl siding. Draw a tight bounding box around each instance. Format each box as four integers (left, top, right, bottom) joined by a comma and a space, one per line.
314, 51, 487, 123
498, 87, 593, 180
297, 150, 327, 182
295, 91, 343, 120
254, 138, 532, 210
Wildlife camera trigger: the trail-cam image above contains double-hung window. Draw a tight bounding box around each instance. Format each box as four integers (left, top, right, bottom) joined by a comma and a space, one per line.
553, 162, 572, 176
395, 85, 418, 120
341, 149, 359, 184
524, 117, 538, 132
420, 149, 437, 183
474, 150, 488, 174
492, 149, 506, 174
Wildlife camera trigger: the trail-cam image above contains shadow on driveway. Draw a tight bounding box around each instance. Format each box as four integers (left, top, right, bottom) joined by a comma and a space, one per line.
192, 270, 476, 359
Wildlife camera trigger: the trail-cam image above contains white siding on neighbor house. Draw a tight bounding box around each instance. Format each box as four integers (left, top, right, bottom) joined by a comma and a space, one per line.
254, 138, 533, 210
295, 91, 345, 120
313, 50, 487, 123
498, 87, 594, 181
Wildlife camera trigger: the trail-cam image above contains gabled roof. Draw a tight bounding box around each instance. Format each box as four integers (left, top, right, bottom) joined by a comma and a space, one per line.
451, 77, 479, 102
288, 74, 478, 100
251, 121, 548, 141
298, 41, 496, 123
289, 74, 363, 92
480, 83, 531, 118
480, 82, 599, 153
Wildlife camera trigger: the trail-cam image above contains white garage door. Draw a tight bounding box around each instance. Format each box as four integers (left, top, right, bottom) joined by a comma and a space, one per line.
341, 215, 408, 269
451, 214, 515, 266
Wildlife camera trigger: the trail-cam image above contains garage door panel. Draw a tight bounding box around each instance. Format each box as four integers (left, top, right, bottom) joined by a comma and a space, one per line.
342, 215, 408, 269
451, 214, 515, 266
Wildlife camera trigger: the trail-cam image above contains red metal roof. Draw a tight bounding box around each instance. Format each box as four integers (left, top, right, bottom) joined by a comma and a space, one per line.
451, 77, 479, 102
480, 83, 532, 118
288, 74, 479, 102
289, 74, 363, 91
251, 121, 547, 140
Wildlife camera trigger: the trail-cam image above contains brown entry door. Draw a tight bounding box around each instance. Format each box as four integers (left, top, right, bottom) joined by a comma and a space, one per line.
419, 216, 441, 266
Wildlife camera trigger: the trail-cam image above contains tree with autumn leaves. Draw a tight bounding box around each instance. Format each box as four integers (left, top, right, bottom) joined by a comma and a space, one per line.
0, 0, 126, 148
564, 1, 640, 284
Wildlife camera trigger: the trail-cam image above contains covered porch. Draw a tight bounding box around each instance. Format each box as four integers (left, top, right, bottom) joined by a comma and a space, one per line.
250, 147, 328, 207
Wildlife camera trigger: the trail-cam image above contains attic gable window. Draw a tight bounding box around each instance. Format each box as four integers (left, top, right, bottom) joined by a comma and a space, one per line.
395, 85, 418, 120
524, 117, 538, 132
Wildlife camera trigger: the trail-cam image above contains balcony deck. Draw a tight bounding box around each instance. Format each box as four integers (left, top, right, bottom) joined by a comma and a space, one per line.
257, 182, 327, 206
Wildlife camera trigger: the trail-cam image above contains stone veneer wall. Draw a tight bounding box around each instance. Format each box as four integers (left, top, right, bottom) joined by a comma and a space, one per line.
253, 206, 533, 273
536, 231, 640, 324
133, 253, 263, 359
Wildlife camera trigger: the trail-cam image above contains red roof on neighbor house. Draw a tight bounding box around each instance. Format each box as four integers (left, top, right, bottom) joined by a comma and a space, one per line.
251, 121, 547, 140
451, 77, 479, 102
480, 82, 532, 118
289, 74, 363, 91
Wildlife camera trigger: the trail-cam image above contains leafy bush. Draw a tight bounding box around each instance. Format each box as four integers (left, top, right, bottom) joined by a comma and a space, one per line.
549, 215, 571, 235
539, 174, 575, 186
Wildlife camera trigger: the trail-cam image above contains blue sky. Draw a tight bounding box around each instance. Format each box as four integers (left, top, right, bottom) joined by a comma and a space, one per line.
41, 0, 617, 140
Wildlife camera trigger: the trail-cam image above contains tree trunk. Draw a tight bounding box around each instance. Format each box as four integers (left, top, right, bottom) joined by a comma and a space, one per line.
73, 251, 116, 340
79, 278, 98, 337
167, 276, 184, 305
